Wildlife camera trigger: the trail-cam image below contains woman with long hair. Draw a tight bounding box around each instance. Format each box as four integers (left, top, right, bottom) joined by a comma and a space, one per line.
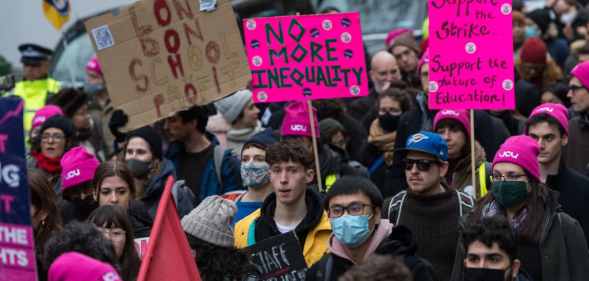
29, 169, 62, 281
453, 135, 589, 281
93, 160, 152, 238
88, 205, 141, 281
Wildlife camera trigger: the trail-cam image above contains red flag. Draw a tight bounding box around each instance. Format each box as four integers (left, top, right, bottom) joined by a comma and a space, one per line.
137, 176, 201, 281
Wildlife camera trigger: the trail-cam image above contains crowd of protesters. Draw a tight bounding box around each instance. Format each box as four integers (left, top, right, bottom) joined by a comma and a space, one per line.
4, 1, 589, 281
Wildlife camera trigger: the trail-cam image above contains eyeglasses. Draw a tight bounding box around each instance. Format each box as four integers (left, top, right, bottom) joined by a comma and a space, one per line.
328, 202, 373, 218
569, 85, 585, 93
98, 228, 126, 241
491, 173, 528, 182
403, 159, 438, 172
41, 133, 65, 142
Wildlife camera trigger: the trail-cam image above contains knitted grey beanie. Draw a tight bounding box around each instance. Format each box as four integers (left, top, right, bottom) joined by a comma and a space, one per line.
181, 195, 237, 247
215, 89, 253, 124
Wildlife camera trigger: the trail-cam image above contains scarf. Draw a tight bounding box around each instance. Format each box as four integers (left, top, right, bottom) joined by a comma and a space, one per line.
32, 151, 62, 174
368, 119, 396, 165
482, 201, 529, 234
227, 122, 263, 142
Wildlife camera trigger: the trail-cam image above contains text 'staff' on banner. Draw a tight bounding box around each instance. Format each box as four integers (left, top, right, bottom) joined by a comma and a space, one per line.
85, 0, 251, 131
428, 0, 515, 110
244, 12, 369, 103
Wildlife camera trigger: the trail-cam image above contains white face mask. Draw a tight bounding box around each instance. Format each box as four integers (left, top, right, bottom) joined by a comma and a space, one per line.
561, 10, 576, 25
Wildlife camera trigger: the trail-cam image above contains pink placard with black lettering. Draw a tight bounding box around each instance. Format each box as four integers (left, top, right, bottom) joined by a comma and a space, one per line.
428, 0, 515, 110
243, 12, 368, 103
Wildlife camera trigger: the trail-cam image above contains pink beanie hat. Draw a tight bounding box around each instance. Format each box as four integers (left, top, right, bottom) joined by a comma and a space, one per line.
49, 252, 121, 281
571, 61, 589, 90
492, 135, 541, 182
60, 146, 100, 191
280, 101, 320, 138
32, 105, 63, 130
385, 28, 412, 48
86, 55, 102, 76
433, 109, 471, 137
526, 103, 569, 135
418, 48, 430, 74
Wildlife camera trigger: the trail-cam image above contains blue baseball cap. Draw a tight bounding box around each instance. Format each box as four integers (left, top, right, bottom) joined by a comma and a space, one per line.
397, 131, 448, 161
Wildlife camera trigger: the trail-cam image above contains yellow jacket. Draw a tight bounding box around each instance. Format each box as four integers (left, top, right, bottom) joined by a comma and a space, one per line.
234, 208, 332, 267
13, 78, 60, 133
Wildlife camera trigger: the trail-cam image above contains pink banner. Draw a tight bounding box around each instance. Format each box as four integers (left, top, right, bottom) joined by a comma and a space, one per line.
243, 12, 368, 103
428, 0, 515, 110
0, 223, 37, 281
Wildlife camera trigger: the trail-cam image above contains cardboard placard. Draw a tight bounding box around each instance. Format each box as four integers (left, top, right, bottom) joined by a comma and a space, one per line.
0, 97, 38, 281
428, 0, 515, 110
246, 232, 307, 281
85, 0, 251, 131
243, 12, 368, 103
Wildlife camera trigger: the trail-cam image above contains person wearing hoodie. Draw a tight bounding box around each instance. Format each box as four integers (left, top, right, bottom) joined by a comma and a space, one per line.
59, 146, 100, 223
234, 140, 331, 267
306, 176, 435, 281
433, 110, 491, 200
215, 89, 263, 157
280, 101, 355, 193
123, 126, 194, 219
468, 135, 589, 281
525, 103, 589, 242
565, 61, 589, 176
450, 216, 531, 281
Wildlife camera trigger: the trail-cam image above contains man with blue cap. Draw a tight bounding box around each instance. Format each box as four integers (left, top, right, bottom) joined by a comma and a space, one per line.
383, 131, 474, 281
11, 43, 60, 135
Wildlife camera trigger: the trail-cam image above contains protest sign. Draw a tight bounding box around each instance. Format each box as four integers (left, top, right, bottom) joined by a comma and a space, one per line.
85, 0, 250, 131
244, 12, 368, 103
246, 232, 307, 281
134, 237, 149, 259
0, 97, 37, 281
428, 0, 515, 110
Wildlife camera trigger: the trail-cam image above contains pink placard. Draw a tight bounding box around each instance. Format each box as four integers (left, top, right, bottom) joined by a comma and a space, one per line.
428, 0, 515, 110
243, 12, 368, 103
0, 223, 37, 281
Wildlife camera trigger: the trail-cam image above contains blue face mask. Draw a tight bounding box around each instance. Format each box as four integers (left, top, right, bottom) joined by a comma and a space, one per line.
525, 25, 540, 39
330, 215, 373, 247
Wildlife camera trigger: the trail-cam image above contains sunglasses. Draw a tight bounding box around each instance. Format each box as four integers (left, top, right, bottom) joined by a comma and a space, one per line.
403, 159, 438, 172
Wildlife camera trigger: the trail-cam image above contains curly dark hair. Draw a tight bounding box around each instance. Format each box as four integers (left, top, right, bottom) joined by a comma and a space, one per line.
43, 221, 120, 275
339, 255, 413, 281
462, 216, 517, 261
187, 234, 259, 281
266, 139, 313, 169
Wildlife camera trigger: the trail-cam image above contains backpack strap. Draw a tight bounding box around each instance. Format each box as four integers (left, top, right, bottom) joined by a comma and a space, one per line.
456, 191, 475, 217
368, 156, 385, 175
213, 145, 224, 192
387, 191, 408, 225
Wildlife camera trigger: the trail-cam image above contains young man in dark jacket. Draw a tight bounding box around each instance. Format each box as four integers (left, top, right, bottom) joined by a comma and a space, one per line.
525, 102, 589, 243
565, 61, 589, 176
383, 131, 474, 281
306, 176, 435, 281
164, 105, 242, 204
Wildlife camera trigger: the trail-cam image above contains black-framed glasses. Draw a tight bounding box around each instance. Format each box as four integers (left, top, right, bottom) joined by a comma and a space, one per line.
41, 133, 65, 142
569, 85, 585, 92
491, 173, 528, 182
328, 202, 373, 218
403, 159, 438, 172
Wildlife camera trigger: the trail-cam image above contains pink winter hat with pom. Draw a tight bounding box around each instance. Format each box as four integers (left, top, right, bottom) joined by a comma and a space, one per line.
32, 105, 63, 130
280, 101, 320, 138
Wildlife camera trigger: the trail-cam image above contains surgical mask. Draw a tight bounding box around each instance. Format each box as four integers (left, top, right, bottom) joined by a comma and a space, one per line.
330, 215, 372, 247
463, 267, 509, 281
127, 159, 151, 178
83, 83, 106, 95
491, 181, 529, 208
241, 161, 270, 189
378, 113, 400, 133
525, 26, 540, 39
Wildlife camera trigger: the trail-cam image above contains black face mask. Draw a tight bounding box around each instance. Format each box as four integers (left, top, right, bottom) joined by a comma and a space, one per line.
76, 127, 92, 141
70, 196, 98, 221
463, 268, 509, 281
378, 113, 400, 133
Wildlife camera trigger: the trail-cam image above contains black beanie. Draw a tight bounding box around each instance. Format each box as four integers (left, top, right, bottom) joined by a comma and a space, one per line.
126, 126, 163, 160
40, 116, 75, 139
50, 88, 89, 117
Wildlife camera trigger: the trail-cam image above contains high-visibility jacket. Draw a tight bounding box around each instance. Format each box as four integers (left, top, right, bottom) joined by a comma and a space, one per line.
12, 78, 60, 133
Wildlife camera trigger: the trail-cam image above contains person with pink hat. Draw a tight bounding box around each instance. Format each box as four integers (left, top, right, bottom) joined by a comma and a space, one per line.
85, 54, 116, 157
60, 146, 100, 223
30, 104, 63, 138
525, 102, 589, 243
48, 252, 121, 281
565, 60, 589, 177
468, 135, 589, 281
387, 28, 421, 89
433, 109, 491, 199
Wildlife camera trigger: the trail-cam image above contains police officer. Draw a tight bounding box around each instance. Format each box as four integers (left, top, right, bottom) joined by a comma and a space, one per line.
12, 43, 60, 135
